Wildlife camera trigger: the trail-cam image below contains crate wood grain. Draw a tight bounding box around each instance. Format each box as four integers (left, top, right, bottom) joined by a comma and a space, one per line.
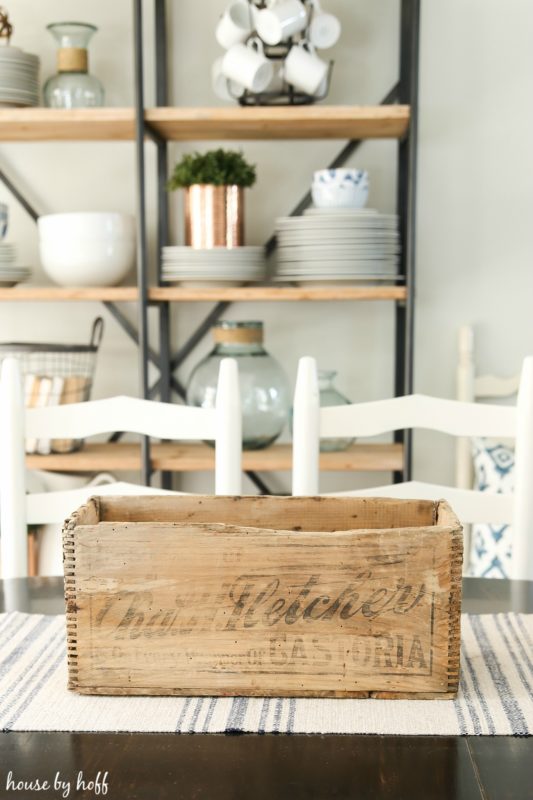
63, 495, 463, 699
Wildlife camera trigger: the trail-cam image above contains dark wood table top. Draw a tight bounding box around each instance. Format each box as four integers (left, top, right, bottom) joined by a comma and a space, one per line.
0, 577, 531, 800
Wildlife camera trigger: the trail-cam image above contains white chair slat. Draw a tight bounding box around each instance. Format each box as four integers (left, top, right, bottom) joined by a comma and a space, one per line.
26, 482, 184, 526
320, 394, 516, 439
26, 395, 217, 441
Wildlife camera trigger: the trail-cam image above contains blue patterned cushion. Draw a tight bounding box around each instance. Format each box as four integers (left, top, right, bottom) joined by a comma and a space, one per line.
468, 438, 514, 579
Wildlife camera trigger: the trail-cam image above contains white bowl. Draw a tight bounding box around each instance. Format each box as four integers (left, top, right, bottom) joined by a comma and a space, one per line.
39, 238, 135, 287
312, 169, 369, 209
38, 212, 135, 240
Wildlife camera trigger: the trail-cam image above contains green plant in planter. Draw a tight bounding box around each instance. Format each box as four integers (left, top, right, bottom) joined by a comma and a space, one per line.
167, 149, 257, 190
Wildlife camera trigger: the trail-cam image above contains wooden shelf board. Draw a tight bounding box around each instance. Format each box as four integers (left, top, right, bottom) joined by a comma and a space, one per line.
0, 285, 407, 302
0, 108, 135, 142
0, 106, 409, 142
26, 442, 403, 473
0, 286, 139, 302
150, 285, 407, 302
147, 105, 410, 141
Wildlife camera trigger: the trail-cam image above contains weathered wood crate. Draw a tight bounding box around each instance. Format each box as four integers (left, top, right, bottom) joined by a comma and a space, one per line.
63, 495, 462, 699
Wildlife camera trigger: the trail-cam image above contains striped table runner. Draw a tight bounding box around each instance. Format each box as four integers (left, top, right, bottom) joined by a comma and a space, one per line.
0, 612, 531, 735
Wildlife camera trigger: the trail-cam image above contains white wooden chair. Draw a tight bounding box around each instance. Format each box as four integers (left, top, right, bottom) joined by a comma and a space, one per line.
0, 356, 242, 579
292, 355, 533, 580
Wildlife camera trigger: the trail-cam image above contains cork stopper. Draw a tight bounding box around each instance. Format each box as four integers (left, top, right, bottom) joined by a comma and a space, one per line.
213, 322, 263, 345
58, 47, 88, 73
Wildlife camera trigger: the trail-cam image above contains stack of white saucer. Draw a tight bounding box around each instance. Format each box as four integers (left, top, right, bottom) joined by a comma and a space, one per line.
274, 208, 401, 286
161, 246, 266, 287
0, 46, 40, 107
0, 242, 31, 286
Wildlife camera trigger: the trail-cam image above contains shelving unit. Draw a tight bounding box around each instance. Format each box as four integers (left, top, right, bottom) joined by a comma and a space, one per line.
0, 0, 419, 492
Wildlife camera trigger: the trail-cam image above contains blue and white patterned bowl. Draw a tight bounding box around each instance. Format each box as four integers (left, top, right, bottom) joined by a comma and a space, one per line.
0, 203, 7, 240
311, 169, 369, 209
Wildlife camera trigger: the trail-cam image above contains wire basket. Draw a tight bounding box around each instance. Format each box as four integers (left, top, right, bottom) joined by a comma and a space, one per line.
0, 317, 104, 455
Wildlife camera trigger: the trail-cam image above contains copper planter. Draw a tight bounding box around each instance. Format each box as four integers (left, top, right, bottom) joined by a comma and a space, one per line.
184, 184, 244, 248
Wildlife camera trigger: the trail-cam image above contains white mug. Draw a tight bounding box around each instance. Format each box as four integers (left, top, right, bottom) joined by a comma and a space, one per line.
283, 40, 328, 95
255, 0, 308, 46
212, 56, 245, 101
308, 0, 341, 49
222, 38, 274, 93
215, 1, 253, 49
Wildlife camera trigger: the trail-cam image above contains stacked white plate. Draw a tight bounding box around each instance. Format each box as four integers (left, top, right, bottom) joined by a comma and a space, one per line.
162, 246, 266, 287
0, 46, 40, 107
0, 242, 31, 286
274, 208, 402, 285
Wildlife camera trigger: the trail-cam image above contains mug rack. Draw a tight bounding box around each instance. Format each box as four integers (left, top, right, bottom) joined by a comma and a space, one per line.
228, 0, 333, 106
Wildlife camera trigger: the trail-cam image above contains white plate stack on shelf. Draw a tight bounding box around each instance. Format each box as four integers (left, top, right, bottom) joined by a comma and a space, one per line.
161, 246, 266, 287
0, 46, 40, 107
274, 208, 402, 286
0, 242, 31, 286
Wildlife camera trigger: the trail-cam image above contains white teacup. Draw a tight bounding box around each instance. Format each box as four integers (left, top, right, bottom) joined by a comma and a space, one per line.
308, 0, 341, 49
222, 38, 274, 93
215, 1, 253, 49
283, 40, 328, 96
212, 56, 245, 101
256, 0, 308, 46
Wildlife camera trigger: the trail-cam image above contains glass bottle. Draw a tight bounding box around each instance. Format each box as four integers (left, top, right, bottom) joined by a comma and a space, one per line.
187, 321, 290, 450
318, 370, 355, 452
43, 22, 104, 108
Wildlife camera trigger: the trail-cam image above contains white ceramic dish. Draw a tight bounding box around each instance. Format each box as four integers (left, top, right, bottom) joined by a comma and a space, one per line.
38, 213, 135, 240
39, 239, 135, 287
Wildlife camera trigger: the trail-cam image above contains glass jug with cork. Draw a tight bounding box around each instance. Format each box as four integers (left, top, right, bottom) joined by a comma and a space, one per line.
187, 321, 290, 450
43, 22, 104, 108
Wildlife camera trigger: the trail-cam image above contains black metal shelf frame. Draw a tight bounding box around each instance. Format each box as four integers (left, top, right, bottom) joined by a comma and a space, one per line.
0, 0, 419, 491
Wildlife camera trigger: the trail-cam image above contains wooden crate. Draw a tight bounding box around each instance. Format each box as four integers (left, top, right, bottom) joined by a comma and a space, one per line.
63, 495, 463, 699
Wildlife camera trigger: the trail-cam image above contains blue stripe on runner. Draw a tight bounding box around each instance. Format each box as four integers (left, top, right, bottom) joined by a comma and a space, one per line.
470, 615, 528, 734
503, 615, 533, 675
287, 698, 296, 734
0, 626, 65, 729
462, 649, 495, 735
0, 614, 32, 651
258, 698, 270, 734
456, 672, 480, 735
515, 615, 533, 651
188, 698, 204, 732
0, 616, 54, 681
175, 698, 192, 732
4, 648, 65, 730
272, 698, 284, 732
226, 697, 249, 732
0, 612, 23, 638
201, 698, 218, 732
0, 626, 64, 723
493, 615, 533, 698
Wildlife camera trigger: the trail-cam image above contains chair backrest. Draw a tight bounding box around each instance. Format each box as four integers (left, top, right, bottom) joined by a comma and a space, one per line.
456, 325, 520, 489
291, 355, 533, 580
0, 357, 242, 578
